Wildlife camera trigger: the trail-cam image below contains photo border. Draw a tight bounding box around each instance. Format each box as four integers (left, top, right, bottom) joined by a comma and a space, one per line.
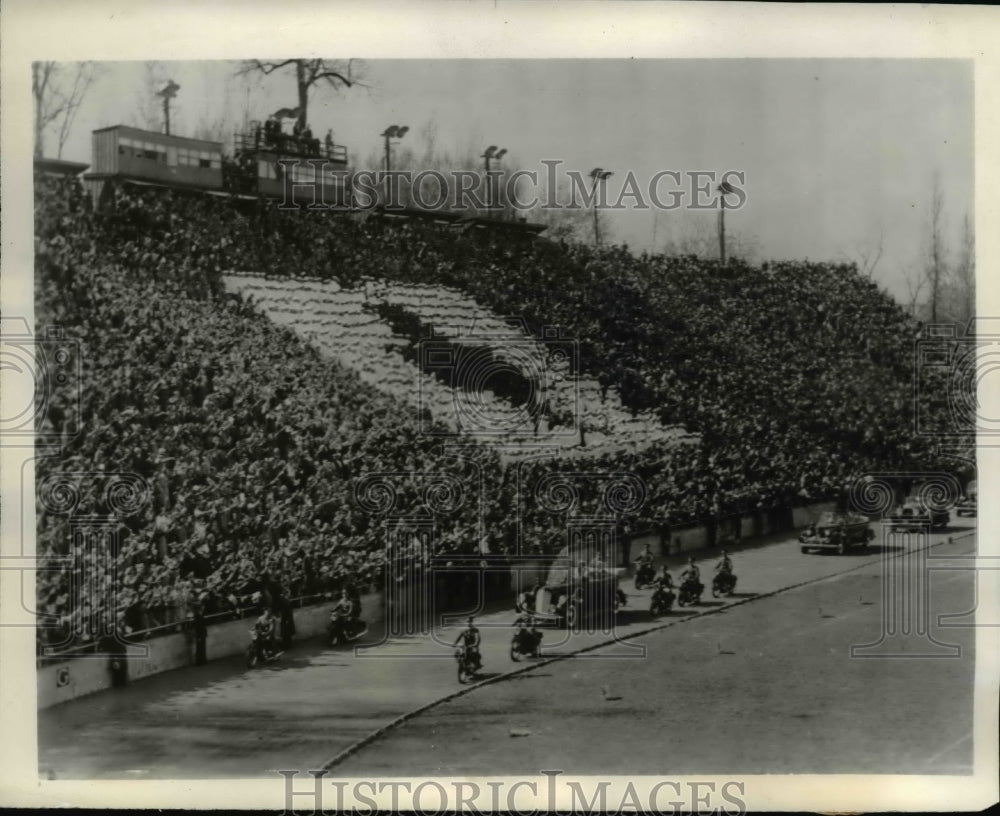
2, 1, 998, 811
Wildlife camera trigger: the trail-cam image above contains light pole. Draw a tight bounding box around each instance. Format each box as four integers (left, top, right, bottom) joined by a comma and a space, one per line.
482, 145, 507, 217
589, 168, 613, 246
717, 180, 736, 265
381, 125, 409, 205
157, 80, 180, 136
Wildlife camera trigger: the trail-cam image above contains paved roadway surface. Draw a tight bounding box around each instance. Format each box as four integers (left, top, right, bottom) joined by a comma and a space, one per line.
39, 520, 976, 779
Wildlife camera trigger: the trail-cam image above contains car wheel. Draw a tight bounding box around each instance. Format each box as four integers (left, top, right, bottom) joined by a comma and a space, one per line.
566, 602, 580, 631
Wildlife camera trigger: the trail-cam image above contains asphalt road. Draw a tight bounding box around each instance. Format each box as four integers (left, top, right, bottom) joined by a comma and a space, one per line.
38, 520, 976, 779
336, 532, 976, 776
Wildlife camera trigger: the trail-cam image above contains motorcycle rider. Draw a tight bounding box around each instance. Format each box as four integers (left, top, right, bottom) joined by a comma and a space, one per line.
714, 548, 736, 593
329, 588, 356, 640
454, 616, 482, 671
637, 544, 654, 565
652, 565, 675, 605
333, 588, 354, 618
681, 557, 702, 593
346, 584, 363, 636
254, 606, 278, 659
512, 612, 542, 654
635, 544, 655, 583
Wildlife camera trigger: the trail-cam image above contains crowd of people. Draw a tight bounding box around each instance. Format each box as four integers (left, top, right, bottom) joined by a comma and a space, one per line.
33, 172, 970, 652
253, 117, 335, 159
34, 176, 498, 650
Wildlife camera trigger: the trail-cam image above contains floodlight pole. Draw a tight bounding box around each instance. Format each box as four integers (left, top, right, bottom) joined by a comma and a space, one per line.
718, 196, 726, 265
594, 191, 601, 246
589, 168, 612, 246
157, 81, 180, 136
482, 146, 507, 218
381, 125, 408, 206
717, 181, 736, 265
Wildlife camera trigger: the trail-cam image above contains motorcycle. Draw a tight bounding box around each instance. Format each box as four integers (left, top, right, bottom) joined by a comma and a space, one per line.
327, 610, 368, 647
456, 645, 482, 684
246, 629, 283, 668
649, 585, 675, 616
510, 627, 542, 661
634, 561, 656, 590
676, 577, 703, 607
712, 571, 737, 597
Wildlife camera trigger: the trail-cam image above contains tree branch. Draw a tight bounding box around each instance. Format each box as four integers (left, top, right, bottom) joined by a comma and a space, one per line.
237, 59, 298, 77
313, 70, 353, 87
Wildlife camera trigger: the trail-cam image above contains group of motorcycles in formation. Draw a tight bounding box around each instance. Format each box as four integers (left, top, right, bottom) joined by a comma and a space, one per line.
247, 551, 739, 683
454, 549, 739, 683
636, 549, 738, 615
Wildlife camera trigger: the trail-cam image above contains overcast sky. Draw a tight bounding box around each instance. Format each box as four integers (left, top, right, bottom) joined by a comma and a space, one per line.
56, 59, 972, 303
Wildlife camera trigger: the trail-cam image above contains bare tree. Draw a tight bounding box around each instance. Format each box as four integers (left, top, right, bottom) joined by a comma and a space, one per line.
904, 175, 953, 324
528, 178, 605, 244
191, 113, 230, 145
852, 229, 885, 280
360, 119, 533, 221
957, 211, 975, 322
926, 174, 946, 323
419, 119, 439, 168
32, 61, 100, 159
235, 59, 368, 131
942, 211, 975, 325
191, 76, 246, 146
904, 271, 929, 319
129, 61, 169, 132
661, 211, 759, 263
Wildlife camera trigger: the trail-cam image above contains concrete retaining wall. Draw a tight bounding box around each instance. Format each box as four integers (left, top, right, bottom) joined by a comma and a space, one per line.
39, 500, 837, 710
626, 500, 836, 564
38, 592, 384, 710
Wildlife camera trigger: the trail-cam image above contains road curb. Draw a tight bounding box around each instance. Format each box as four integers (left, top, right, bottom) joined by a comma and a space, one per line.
320, 529, 974, 771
